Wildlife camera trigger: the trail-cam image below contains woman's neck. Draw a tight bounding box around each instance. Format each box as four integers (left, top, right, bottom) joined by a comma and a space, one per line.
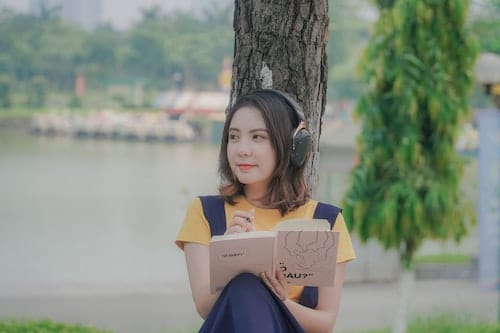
243, 185, 270, 209
245, 196, 267, 209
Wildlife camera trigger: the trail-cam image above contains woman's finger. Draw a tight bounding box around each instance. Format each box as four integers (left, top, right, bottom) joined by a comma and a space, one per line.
230, 210, 255, 232
276, 268, 288, 285
262, 270, 287, 300
225, 224, 244, 235
233, 210, 254, 223
231, 218, 251, 231
267, 271, 283, 292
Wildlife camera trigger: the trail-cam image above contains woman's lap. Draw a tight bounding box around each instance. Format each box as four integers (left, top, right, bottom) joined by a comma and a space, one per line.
199, 273, 305, 333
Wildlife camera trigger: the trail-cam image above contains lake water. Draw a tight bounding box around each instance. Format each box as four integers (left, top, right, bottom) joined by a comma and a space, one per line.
0, 130, 355, 295
0, 132, 218, 293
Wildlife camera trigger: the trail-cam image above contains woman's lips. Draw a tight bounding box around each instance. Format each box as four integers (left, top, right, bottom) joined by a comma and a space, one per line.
238, 164, 254, 171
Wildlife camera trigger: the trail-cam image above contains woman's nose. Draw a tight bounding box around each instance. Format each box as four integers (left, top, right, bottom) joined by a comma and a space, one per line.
237, 138, 251, 157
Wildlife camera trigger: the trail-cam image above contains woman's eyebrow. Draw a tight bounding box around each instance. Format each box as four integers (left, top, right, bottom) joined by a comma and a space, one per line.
249, 128, 268, 132
228, 128, 267, 132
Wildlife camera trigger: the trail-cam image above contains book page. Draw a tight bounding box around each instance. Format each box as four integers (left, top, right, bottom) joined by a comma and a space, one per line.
276, 229, 339, 286
211, 230, 276, 242
209, 234, 275, 293
274, 218, 331, 231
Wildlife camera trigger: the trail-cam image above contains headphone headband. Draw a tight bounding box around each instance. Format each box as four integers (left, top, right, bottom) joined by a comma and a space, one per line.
265, 89, 305, 125
262, 89, 311, 167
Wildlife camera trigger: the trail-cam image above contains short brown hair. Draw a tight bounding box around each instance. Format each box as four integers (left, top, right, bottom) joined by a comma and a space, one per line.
218, 89, 310, 215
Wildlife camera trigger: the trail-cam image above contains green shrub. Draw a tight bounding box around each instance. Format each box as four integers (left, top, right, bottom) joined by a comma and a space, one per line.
352, 314, 499, 333
407, 314, 499, 333
0, 319, 112, 333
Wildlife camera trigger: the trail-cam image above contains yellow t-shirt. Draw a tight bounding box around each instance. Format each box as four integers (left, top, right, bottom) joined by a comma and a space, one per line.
175, 196, 356, 302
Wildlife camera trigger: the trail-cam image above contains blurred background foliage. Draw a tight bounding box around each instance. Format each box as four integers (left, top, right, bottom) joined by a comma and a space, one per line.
343, 0, 479, 267
0, 0, 498, 110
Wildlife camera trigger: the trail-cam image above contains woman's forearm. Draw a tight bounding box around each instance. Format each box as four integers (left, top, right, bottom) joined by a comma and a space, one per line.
192, 291, 219, 319
283, 299, 336, 333
184, 243, 220, 319
190, 276, 220, 319
285, 264, 346, 333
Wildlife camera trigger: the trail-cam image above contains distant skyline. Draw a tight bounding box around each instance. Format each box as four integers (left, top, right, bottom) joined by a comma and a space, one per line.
0, 0, 229, 29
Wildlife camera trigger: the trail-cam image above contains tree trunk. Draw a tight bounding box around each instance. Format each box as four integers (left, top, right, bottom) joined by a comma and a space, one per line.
392, 267, 415, 333
231, 0, 329, 190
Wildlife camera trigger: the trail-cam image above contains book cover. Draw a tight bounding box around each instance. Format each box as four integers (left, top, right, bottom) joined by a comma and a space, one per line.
209, 219, 338, 293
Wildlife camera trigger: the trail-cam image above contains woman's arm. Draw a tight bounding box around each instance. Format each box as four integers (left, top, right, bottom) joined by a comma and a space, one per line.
286, 263, 346, 333
264, 262, 346, 333
183, 208, 255, 319
184, 242, 220, 319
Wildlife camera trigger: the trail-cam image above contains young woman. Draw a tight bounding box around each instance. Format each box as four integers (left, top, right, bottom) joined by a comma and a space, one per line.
176, 89, 355, 333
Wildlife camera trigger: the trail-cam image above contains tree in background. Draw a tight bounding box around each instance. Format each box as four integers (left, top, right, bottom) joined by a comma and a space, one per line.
165, 4, 233, 90
37, 20, 86, 90
327, 0, 373, 101
0, 74, 12, 108
0, 3, 235, 107
26, 75, 48, 108
342, 1, 477, 332
0, 10, 42, 83
231, 0, 329, 189
470, 0, 500, 54
83, 25, 122, 89
0, 49, 13, 108
124, 27, 168, 86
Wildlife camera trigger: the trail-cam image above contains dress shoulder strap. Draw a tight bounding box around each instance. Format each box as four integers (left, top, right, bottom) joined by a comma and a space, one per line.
199, 195, 227, 237
313, 201, 341, 227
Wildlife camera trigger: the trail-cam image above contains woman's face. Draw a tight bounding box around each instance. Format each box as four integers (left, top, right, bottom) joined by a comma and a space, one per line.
226, 106, 277, 194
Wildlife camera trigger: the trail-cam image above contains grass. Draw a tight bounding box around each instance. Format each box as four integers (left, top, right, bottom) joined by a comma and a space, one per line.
166, 314, 500, 333
415, 253, 473, 264
1, 313, 498, 333
345, 313, 499, 333
0, 319, 112, 333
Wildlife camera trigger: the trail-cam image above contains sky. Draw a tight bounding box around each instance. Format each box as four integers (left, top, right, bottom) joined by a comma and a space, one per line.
0, 0, 226, 29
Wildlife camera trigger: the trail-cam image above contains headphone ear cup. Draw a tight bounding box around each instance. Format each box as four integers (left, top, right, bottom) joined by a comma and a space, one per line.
291, 128, 311, 167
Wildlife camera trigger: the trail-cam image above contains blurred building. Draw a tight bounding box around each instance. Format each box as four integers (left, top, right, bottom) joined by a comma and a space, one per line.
28, 0, 102, 30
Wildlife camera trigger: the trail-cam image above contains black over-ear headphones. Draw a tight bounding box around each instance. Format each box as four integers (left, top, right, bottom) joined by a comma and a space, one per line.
266, 89, 312, 167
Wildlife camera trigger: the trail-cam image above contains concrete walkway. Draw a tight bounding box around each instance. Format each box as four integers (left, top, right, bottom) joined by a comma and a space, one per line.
0, 278, 497, 333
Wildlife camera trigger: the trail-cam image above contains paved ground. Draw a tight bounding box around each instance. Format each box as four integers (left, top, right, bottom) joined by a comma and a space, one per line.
0, 278, 498, 333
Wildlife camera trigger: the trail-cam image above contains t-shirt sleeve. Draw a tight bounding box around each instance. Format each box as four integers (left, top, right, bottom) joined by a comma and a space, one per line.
332, 212, 356, 263
175, 197, 212, 250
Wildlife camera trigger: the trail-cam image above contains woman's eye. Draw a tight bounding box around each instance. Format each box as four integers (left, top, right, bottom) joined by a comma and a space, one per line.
228, 134, 239, 141
253, 134, 266, 141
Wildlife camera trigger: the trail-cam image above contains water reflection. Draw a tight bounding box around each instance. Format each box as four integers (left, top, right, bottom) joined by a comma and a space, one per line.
0, 133, 219, 293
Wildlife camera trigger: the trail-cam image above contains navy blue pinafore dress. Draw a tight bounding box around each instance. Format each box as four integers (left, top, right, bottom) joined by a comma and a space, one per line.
197, 196, 340, 333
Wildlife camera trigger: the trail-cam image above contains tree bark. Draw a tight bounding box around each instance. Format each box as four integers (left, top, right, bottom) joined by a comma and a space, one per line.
231, 0, 329, 190
392, 267, 415, 333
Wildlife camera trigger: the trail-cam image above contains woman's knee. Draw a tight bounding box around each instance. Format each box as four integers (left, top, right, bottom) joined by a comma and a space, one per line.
225, 272, 269, 300
230, 272, 261, 285
227, 272, 262, 290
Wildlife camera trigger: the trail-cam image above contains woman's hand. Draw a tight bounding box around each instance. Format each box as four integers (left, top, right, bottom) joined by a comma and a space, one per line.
225, 208, 255, 234
260, 269, 289, 301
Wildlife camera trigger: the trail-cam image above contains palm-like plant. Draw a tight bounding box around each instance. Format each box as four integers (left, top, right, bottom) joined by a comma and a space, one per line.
342, 1, 478, 332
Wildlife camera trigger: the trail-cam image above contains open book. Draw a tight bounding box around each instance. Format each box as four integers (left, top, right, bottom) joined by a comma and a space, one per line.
209, 219, 339, 293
